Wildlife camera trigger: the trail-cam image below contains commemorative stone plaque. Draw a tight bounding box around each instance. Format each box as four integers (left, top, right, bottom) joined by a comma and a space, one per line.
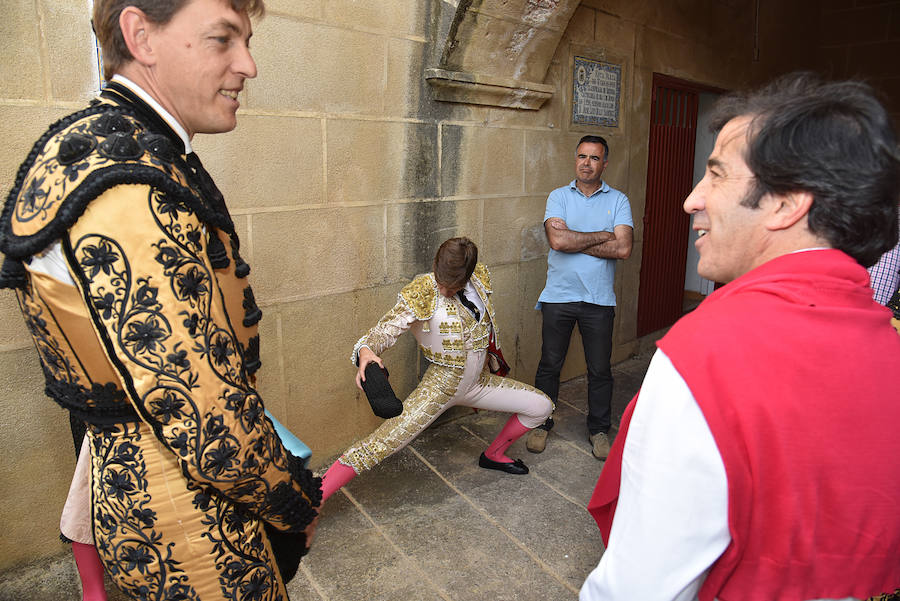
573, 57, 621, 127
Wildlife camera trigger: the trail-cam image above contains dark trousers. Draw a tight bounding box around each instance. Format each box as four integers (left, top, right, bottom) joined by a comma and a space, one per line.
534, 302, 615, 435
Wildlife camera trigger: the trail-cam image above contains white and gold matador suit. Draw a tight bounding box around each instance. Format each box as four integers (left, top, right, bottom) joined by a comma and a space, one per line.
340, 264, 552, 473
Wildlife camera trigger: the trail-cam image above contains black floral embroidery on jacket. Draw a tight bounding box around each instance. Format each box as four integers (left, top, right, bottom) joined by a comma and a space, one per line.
195, 487, 286, 601
15, 282, 135, 423
71, 184, 316, 532
91, 424, 200, 600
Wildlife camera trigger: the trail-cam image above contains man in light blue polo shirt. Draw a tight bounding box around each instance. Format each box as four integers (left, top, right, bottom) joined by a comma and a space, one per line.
527, 135, 633, 459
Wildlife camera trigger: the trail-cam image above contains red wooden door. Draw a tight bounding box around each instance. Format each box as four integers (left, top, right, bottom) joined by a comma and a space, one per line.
636, 75, 699, 336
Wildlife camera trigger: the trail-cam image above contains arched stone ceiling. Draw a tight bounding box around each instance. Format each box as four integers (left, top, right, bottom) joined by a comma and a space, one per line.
426, 0, 582, 110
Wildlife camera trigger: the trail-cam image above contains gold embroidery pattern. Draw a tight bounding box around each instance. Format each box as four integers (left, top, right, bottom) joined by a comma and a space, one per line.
470, 322, 492, 351
481, 294, 499, 347
350, 302, 415, 363
398, 274, 438, 320
340, 364, 464, 472
479, 370, 551, 398
472, 263, 491, 292
441, 338, 465, 351
351, 265, 497, 370
438, 321, 461, 334
420, 347, 467, 368
468, 264, 499, 349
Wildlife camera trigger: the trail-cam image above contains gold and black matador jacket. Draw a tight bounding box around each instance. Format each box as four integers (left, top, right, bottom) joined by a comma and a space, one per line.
0, 82, 320, 600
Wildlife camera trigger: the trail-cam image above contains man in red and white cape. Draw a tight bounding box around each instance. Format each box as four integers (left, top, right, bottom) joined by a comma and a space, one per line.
581, 73, 900, 601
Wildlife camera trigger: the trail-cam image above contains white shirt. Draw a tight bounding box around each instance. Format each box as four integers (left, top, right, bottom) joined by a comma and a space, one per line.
460, 280, 485, 318
579, 350, 730, 601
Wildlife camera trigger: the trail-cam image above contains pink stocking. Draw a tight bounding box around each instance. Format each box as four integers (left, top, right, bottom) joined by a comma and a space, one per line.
320, 460, 358, 502
71, 542, 108, 601
484, 415, 530, 464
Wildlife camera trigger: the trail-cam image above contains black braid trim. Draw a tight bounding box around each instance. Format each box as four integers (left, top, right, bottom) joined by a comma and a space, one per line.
243, 307, 262, 328
1, 105, 119, 258
259, 449, 322, 531
230, 237, 251, 278
242, 286, 262, 327
187, 448, 319, 583
234, 256, 251, 278
186, 480, 310, 582
69, 413, 87, 456
1, 106, 105, 231
286, 450, 323, 508
207, 233, 230, 269
887, 285, 900, 319
265, 479, 320, 532
181, 430, 321, 530
0, 257, 27, 290
243, 335, 261, 376
1, 105, 236, 264
2, 163, 235, 262
44, 375, 139, 425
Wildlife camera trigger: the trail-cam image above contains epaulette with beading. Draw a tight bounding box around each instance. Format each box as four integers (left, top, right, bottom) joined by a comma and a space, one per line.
0, 103, 233, 288
471, 263, 491, 293
398, 273, 438, 320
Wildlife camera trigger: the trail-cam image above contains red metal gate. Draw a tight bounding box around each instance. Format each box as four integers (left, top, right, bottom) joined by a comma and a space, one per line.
636, 75, 699, 336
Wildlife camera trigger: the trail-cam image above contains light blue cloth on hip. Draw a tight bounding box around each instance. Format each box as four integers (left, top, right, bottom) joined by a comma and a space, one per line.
265, 409, 312, 468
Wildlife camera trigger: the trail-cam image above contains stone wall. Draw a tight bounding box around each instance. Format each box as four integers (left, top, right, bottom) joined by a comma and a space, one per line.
0, 0, 894, 570
1, 0, 105, 570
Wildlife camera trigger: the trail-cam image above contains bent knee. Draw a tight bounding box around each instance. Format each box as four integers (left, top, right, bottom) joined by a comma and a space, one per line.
518, 393, 553, 428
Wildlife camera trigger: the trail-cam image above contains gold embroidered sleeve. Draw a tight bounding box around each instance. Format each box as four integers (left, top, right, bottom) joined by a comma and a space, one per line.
351, 300, 417, 364
66, 184, 318, 533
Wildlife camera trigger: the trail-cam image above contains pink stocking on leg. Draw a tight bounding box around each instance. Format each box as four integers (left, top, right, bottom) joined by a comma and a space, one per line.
484, 415, 530, 464
320, 460, 358, 502
71, 542, 108, 601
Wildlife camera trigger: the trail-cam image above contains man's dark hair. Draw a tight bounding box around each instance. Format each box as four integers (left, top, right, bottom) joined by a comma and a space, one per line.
578, 135, 610, 162
93, 0, 266, 81
433, 237, 478, 290
711, 72, 900, 267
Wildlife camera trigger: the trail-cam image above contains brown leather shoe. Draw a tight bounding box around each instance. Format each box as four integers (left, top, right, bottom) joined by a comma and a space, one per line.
589, 432, 610, 459
526, 428, 548, 453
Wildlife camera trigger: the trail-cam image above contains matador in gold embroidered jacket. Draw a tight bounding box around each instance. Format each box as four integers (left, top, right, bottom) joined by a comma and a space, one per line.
334, 263, 552, 476
352, 263, 498, 370
0, 81, 320, 600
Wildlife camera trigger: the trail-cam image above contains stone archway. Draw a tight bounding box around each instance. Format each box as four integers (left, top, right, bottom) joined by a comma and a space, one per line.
426, 0, 582, 110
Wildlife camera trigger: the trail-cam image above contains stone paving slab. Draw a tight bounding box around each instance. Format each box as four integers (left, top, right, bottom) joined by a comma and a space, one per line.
0, 352, 654, 601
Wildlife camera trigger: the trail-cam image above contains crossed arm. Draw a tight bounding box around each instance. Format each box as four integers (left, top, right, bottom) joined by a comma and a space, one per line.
545, 217, 633, 260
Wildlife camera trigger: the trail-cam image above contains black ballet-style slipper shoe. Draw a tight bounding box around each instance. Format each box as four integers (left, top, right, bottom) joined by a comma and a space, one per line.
360, 362, 403, 419
478, 452, 529, 475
